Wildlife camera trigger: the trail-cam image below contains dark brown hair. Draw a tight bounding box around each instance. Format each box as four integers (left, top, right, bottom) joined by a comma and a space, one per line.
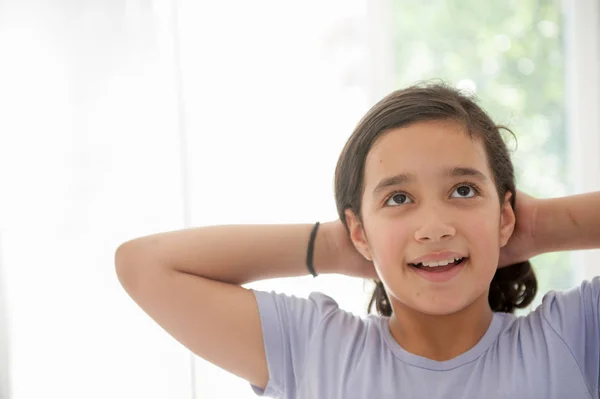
334, 82, 537, 315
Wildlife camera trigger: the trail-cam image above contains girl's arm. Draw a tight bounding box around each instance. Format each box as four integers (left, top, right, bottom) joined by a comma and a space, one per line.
114, 221, 371, 391
118, 223, 335, 285
116, 221, 372, 285
534, 191, 600, 254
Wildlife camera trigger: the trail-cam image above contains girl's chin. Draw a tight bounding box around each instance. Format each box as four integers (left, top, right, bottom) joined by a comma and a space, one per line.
405, 290, 490, 317
412, 304, 471, 317
390, 289, 479, 316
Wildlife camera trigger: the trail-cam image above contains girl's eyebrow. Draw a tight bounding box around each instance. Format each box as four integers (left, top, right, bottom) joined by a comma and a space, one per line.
372, 167, 489, 195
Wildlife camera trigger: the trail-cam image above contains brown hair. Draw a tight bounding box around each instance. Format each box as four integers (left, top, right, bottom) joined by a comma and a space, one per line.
333, 82, 537, 315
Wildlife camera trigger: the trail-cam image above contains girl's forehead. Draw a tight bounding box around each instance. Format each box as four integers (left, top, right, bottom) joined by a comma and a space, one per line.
363, 121, 491, 186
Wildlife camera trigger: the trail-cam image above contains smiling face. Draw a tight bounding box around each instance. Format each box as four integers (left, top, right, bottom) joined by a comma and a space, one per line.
345, 119, 515, 316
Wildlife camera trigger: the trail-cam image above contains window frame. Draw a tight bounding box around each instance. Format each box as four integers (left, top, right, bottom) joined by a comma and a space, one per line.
564, 0, 600, 281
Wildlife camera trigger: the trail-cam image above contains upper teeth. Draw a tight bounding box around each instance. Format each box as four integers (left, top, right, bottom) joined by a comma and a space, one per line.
420, 257, 463, 267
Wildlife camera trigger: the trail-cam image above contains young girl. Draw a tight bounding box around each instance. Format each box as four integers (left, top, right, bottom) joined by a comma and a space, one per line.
115, 83, 600, 398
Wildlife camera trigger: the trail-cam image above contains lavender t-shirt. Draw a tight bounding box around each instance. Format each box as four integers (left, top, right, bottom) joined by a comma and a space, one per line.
250, 277, 600, 398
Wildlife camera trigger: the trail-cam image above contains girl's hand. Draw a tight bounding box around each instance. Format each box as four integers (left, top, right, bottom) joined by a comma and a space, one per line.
322, 220, 379, 280
498, 191, 539, 267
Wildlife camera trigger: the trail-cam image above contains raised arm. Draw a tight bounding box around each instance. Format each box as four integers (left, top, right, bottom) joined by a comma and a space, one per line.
535, 191, 600, 254
114, 221, 372, 389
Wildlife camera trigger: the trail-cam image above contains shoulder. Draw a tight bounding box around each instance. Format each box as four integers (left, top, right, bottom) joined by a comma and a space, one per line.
251, 289, 342, 321
248, 288, 379, 397
497, 277, 600, 367
538, 276, 600, 322
502, 276, 600, 334
491, 277, 600, 349
508, 277, 600, 396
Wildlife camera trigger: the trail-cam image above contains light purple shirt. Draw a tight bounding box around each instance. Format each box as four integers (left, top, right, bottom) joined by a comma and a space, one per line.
250, 277, 600, 398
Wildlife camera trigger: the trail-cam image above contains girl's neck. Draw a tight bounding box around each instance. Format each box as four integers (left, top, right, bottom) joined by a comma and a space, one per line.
387, 295, 493, 361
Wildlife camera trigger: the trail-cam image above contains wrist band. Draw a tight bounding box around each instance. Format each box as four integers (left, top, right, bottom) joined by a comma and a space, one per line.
306, 222, 320, 277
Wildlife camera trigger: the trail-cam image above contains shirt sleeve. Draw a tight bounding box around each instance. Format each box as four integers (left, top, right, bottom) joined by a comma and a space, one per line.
248, 289, 340, 398
541, 276, 600, 394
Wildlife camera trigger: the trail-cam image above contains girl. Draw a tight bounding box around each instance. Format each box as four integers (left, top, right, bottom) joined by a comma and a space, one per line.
115, 83, 600, 398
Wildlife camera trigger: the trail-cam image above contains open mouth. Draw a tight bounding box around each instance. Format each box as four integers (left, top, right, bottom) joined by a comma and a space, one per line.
408, 257, 468, 273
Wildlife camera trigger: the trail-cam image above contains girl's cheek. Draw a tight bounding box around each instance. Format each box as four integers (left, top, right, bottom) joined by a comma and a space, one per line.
377, 228, 409, 260
469, 213, 499, 236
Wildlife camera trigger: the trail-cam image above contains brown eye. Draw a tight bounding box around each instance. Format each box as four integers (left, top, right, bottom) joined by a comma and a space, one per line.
452, 185, 476, 198
386, 192, 412, 206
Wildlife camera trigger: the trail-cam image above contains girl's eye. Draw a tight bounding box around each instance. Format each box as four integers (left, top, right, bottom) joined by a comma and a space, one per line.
451, 184, 478, 198
386, 192, 413, 206
385, 183, 480, 206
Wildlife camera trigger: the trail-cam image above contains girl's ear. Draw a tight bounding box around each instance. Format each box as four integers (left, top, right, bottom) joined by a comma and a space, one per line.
344, 209, 373, 261
499, 191, 516, 247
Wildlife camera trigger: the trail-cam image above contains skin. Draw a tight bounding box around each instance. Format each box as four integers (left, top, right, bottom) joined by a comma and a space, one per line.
345, 119, 516, 361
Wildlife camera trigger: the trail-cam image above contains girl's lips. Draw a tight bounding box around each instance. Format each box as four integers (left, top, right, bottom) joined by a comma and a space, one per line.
408, 251, 468, 265
410, 257, 467, 283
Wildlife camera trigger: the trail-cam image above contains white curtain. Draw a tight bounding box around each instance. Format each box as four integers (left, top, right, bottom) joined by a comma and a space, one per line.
0, 0, 380, 398
177, 0, 382, 397
0, 1, 598, 398
0, 1, 193, 398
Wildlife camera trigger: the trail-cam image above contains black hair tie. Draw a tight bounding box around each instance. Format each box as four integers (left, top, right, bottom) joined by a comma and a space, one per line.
306, 222, 320, 277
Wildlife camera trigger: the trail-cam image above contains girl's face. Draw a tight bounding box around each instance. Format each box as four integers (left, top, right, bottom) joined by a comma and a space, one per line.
346, 120, 515, 316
